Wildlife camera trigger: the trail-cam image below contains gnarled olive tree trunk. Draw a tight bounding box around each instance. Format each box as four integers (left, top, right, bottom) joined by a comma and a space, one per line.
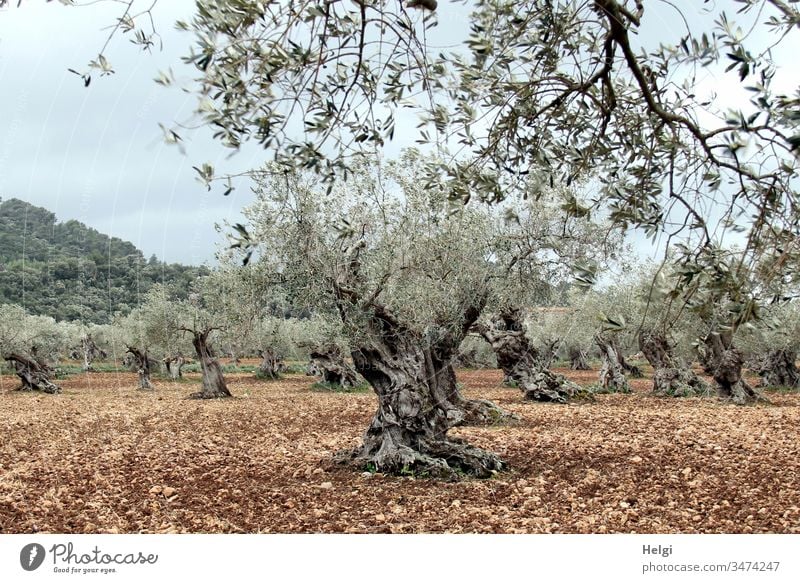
598, 333, 642, 378
333, 242, 507, 479
638, 329, 709, 397
537, 338, 559, 369
477, 308, 586, 403
700, 331, 764, 405
163, 355, 186, 380
750, 349, 800, 389
424, 318, 517, 428
595, 332, 631, 393
307, 345, 359, 387
4, 353, 62, 394
126, 346, 153, 390
339, 303, 504, 479
568, 345, 591, 370
185, 328, 232, 399
257, 348, 285, 380
77, 334, 106, 372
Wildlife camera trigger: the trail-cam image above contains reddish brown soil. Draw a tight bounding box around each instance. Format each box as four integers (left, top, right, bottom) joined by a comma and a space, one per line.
0, 368, 798, 533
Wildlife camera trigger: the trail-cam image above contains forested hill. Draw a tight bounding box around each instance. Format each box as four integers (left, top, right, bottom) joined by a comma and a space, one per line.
0, 198, 209, 323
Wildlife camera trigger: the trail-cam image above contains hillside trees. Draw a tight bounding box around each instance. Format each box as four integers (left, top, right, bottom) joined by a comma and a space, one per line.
0, 199, 210, 323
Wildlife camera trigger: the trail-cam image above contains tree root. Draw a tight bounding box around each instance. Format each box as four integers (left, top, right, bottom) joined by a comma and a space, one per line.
520, 369, 593, 403
460, 398, 519, 426
652, 367, 710, 398
336, 436, 505, 480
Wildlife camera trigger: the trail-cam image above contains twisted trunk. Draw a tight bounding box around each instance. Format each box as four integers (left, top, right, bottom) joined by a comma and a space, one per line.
257, 348, 285, 380
4, 353, 61, 394
337, 303, 504, 479
751, 349, 800, 389
333, 242, 507, 478
307, 345, 359, 387
187, 328, 231, 399
568, 345, 591, 370
701, 331, 764, 405
477, 308, 586, 403
638, 329, 709, 397
163, 355, 185, 380
424, 334, 517, 427
126, 346, 153, 390
595, 332, 631, 393
80, 334, 106, 372
537, 338, 559, 369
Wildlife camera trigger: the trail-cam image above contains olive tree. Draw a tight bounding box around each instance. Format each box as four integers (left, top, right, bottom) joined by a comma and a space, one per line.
738, 300, 800, 389
288, 314, 360, 388
474, 186, 622, 402
0, 304, 65, 394
107, 284, 196, 388
60, 321, 110, 372
242, 154, 523, 478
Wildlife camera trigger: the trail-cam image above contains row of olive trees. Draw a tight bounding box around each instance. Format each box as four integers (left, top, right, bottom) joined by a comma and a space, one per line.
0, 277, 347, 397
7, 254, 796, 399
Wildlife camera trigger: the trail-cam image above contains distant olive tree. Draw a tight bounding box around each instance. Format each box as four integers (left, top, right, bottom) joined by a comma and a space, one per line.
0, 304, 65, 394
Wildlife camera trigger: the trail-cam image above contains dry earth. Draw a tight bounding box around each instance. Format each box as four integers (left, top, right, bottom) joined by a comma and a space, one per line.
1, 367, 798, 533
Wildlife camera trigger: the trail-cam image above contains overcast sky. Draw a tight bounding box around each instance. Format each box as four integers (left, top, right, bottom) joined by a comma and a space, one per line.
0, 1, 796, 266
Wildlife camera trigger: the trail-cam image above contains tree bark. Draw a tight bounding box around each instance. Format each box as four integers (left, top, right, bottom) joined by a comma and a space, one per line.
337, 304, 504, 479
4, 353, 62, 394
163, 355, 186, 380
638, 329, 709, 397
617, 350, 643, 378
307, 345, 359, 387
332, 241, 506, 479
594, 332, 631, 393
477, 308, 587, 403
700, 331, 764, 405
80, 334, 105, 372
568, 345, 591, 370
537, 338, 559, 369
186, 328, 232, 399
257, 348, 285, 380
126, 346, 153, 390
750, 349, 800, 389
424, 331, 517, 428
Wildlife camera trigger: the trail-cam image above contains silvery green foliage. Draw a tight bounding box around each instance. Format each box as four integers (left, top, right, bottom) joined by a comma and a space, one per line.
0, 304, 67, 363
108, 284, 193, 360
241, 151, 613, 346
243, 152, 495, 343
176, 1, 798, 342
